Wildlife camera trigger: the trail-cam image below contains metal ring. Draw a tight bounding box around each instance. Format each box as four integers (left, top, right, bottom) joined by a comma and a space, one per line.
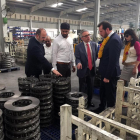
4, 96, 39, 112
0, 90, 21, 102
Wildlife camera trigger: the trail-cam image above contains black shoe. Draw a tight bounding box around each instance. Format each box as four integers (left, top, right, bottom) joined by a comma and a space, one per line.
92, 107, 104, 114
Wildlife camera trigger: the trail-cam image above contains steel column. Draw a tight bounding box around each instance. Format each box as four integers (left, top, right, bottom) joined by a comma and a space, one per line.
93, 0, 100, 42
0, 0, 4, 52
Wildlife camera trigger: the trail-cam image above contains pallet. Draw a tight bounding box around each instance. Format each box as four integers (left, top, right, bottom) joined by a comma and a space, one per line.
40, 119, 76, 140
0, 66, 20, 73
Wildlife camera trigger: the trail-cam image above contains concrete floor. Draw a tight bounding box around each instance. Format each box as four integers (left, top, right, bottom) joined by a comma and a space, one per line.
0, 64, 100, 110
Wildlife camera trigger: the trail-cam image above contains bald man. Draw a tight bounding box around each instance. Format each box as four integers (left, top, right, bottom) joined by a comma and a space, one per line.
43, 36, 52, 74
25, 28, 61, 78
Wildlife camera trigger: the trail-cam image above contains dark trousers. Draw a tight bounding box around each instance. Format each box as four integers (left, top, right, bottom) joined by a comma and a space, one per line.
57, 63, 71, 77
79, 68, 94, 105
99, 77, 118, 110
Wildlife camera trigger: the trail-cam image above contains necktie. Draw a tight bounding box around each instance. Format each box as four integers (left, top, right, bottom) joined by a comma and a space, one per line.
86, 43, 92, 70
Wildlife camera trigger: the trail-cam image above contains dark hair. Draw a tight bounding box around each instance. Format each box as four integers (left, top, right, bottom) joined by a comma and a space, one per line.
61, 22, 70, 30
36, 28, 45, 36
124, 29, 139, 46
97, 21, 112, 30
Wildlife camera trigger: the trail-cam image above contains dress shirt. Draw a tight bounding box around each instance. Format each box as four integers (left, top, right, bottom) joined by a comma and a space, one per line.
108, 31, 114, 37
52, 34, 75, 70
83, 41, 94, 66
44, 44, 52, 63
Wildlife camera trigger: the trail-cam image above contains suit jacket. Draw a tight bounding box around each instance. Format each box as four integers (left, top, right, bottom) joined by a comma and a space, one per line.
75, 41, 98, 78
99, 33, 122, 79
25, 37, 52, 77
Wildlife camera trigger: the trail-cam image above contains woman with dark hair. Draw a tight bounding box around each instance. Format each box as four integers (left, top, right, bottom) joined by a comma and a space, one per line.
120, 29, 140, 103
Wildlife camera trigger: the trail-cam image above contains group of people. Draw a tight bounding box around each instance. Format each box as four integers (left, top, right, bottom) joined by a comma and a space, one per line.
25, 21, 140, 114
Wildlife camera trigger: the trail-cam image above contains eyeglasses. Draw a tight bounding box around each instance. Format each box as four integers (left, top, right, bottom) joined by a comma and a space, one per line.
82, 34, 91, 38
124, 34, 129, 38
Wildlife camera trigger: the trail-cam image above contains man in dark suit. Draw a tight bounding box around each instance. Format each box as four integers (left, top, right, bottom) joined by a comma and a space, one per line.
75, 29, 98, 107
25, 28, 61, 78
94, 21, 122, 113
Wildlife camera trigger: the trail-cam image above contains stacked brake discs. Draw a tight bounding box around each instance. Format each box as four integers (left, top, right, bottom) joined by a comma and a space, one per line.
0, 109, 4, 140
1, 53, 12, 69
0, 90, 21, 111
18, 77, 38, 96
31, 81, 53, 127
66, 92, 88, 116
39, 74, 51, 82
53, 77, 71, 118
4, 96, 40, 140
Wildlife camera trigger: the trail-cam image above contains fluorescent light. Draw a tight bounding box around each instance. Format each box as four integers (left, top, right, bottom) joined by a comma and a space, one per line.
51, 3, 63, 7
76, 8, 87, 12
16, 0, 23, 1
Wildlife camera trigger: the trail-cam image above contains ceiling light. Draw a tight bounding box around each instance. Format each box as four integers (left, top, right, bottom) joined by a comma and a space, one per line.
76, 8, 87, 12
51, 3, 63, 8
16, 0, 23, 1
102, 13, 104, 14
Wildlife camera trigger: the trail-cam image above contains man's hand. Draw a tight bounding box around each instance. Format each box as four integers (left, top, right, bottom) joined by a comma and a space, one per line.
72, 66, 76, 72
52, 69, 62, 76
103, 78, 109, 83
77, 63, 82, 70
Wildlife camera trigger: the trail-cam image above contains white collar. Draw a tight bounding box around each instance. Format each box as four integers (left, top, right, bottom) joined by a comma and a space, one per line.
83, 41, 90, 46
108, 31, 114, 37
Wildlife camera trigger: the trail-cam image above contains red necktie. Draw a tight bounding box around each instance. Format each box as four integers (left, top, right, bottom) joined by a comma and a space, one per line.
86, 43, 92, 70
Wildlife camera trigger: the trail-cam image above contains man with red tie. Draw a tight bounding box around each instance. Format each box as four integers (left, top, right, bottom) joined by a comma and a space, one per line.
75, 29, 98, 107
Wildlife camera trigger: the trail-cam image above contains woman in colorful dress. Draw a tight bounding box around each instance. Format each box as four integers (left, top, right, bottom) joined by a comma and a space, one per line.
120, 29, 140, 103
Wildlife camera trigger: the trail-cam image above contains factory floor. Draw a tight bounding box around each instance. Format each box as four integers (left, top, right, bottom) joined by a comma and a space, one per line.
0, 64, 100, 110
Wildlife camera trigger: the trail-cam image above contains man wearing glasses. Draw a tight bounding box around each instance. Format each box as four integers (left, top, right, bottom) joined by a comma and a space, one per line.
75, 29, 98, 107
52, 22, 76, 77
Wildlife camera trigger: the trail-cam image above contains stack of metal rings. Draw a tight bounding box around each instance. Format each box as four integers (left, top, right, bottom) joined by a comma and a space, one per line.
1, 53, 12, 69
18, 77, 38, 96
66, 92, 88, 116
4, 97, 40, 140
39, 74, 52, 82
0, 90, 21, 111
53, 77, 71, 119
30, 81, 53, 127
0, 109, 4, 140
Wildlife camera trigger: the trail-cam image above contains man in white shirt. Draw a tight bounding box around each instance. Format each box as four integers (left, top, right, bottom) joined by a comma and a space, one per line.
44, 36, 52, 63
43, 36, 52, 74
52, 22, 76, 77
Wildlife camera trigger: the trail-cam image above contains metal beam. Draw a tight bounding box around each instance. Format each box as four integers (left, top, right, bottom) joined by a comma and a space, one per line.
30, 0, 65, 13
59, 2, 95, 17
81, 5, 136, 19
100, 10, 136, 21
80, 0, 136, 19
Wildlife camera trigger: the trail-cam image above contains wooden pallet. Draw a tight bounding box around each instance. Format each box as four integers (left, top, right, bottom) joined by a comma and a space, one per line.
0, 66, 20, 73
